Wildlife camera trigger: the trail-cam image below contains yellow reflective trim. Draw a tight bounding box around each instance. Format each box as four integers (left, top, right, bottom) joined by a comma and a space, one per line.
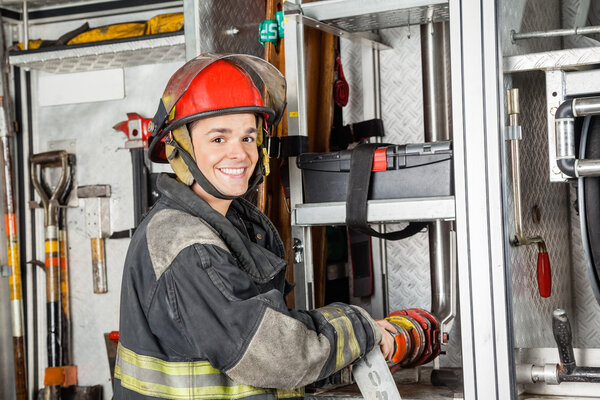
319, 308, 345, 370
332, 306, 361, 361
115, 365, 271, 400
276, 388, 304, 398
118, 343, 219, 375
319, 306, 361, 371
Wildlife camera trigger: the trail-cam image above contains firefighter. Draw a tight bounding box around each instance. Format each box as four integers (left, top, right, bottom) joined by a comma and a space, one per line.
114, 53, 395, 399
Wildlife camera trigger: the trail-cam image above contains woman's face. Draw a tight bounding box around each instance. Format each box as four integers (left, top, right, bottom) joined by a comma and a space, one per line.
190, 113, 259, 199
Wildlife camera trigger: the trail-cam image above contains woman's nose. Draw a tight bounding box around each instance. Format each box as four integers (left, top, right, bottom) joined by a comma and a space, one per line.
226, 140, 248, 159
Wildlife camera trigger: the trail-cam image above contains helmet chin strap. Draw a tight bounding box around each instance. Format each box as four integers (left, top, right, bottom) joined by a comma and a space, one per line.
168, 138, 264, 201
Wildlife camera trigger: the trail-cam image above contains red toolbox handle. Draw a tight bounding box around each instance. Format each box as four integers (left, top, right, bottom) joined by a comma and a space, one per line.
372, 148, 387, 171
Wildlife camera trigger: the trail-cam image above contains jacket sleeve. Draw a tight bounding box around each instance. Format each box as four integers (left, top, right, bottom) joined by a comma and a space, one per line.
147, 243, 382, 390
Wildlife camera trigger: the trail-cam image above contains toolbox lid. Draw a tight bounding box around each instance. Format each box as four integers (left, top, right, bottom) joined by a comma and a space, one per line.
297, 141, 452, 172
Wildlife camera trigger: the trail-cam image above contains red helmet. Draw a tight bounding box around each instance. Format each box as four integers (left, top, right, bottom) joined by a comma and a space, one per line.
148, 53, 286, 163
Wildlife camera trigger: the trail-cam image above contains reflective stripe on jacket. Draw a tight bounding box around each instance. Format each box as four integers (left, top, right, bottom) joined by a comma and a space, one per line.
114, 174, 381, 399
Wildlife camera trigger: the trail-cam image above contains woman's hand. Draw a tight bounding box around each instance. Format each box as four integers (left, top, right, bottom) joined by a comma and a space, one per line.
375, 319, 397, 361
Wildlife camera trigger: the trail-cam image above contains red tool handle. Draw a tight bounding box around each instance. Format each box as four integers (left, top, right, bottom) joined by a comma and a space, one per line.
537, 251, 551, 298
109, 331, 119, 344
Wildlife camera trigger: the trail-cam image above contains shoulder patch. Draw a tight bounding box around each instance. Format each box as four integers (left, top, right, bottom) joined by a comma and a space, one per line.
146, 209, 229, 279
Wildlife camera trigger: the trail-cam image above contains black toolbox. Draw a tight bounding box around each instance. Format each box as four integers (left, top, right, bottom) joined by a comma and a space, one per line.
297, 141, 453, 203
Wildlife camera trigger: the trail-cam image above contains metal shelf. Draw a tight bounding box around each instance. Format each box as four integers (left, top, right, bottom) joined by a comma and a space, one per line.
292, 196, 455, 226
504, 46, 600, 73
9, 32, 185, 73
300, 0, 449, 32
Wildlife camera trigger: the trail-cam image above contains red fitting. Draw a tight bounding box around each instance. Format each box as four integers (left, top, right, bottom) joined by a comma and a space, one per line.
109, 330, 119, 344
372, 148, 387, 171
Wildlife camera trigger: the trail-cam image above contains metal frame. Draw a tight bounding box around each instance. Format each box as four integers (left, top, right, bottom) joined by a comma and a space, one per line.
285, 1, 517, 398
451, 1, 513, 398
284, 7, 314, 310
293, 197, 455, 226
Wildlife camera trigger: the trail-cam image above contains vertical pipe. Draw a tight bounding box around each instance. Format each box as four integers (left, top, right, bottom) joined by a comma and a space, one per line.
421, 21, 454, 328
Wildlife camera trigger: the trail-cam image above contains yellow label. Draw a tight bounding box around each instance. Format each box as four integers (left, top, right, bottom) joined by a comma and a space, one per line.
45, 240, 59, 253
262, 148, 270, 177
284, 17, 289, 23
7, 241, 21, 300
289, 111, 298, 117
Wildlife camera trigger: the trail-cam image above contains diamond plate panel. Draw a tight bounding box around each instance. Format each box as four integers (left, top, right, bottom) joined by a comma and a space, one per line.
341, 27, 461, 367
9, 34, 186, 74
502, 0, 600, 349
187, 0, 264, 57
324, 4, 449, 33
500, 0, 561, 57
508, 71, 572, 348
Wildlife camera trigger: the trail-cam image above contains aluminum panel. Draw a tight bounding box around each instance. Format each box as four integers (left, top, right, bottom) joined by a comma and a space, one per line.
322, 5, 449, 33
293, 197, 455, 226
341, 27, 462, 368
501, 0, 600, 352
508, 71, 572, 348
500, 0, 561, 58
184, 0, 264, 59
9, 34, 185, 74
504, 47, 600, 73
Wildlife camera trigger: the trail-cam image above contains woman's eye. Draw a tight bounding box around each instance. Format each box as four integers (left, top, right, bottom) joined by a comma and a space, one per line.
243, 136, 256, 143
212, 137, 224, 144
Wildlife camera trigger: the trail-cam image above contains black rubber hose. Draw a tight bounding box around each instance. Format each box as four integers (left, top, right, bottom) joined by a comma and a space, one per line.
584, 116, 600, 300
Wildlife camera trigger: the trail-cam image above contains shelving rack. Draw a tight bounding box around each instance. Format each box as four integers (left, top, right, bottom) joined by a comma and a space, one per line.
283, 1, 513, 399
9, 32, 185, 73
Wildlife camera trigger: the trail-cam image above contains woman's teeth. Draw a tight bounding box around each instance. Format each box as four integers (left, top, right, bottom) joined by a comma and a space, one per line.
219, 167, 245, 175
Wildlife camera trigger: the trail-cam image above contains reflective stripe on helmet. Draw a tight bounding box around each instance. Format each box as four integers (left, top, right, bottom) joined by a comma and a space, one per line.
115, 343, 304, 399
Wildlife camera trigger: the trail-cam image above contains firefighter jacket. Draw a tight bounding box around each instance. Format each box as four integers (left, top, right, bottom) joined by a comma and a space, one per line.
114, 174, 382, 399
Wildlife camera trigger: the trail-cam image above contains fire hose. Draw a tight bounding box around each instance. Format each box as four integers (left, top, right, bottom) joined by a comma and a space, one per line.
352, 308, 441, 399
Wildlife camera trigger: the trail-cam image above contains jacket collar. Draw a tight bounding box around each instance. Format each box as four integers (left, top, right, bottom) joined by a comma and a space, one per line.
156, 174, 286, 284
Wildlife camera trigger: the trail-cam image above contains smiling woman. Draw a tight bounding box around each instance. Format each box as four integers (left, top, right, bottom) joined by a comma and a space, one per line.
115, 54, 391, 400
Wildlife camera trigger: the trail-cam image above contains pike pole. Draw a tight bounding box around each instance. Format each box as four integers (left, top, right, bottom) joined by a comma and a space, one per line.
0, 100, 28, 400
0, 13, 27, 399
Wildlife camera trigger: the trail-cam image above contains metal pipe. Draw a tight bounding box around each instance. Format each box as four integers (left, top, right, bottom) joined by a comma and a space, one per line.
507, 88, 551, 297
421, 20, 455, 341
573, 97, 600, 116
519, 309, 600, 385
511, 25, 600, 43
555, 96, 600, 177
22, 1, 28, 51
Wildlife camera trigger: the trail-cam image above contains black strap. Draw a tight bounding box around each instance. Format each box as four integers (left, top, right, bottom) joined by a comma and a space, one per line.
266, 135, 308, 158
345, 143, 427, 240
331, 118, 385, 151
